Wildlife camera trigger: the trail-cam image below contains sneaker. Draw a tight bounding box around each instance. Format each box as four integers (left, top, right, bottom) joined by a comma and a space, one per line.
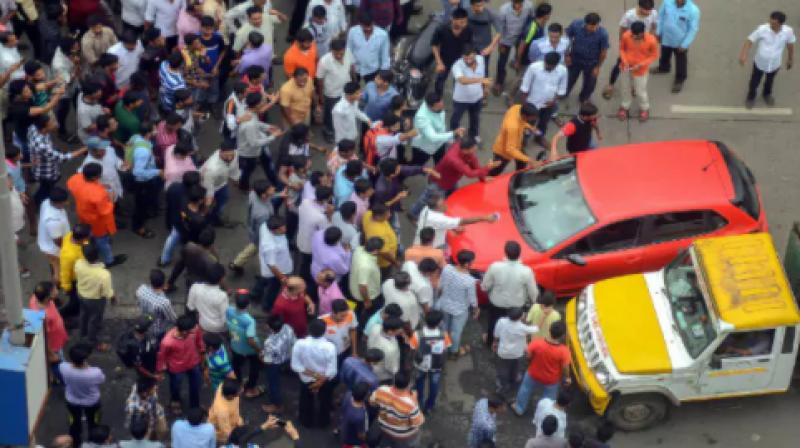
106, 254, 128, 268
617, 107, 629, 121
763, 95, 776, 107
650, 67, 670, 75
745, 98, 755, 109
638, 110, 650, 123
671, 81, 684, 93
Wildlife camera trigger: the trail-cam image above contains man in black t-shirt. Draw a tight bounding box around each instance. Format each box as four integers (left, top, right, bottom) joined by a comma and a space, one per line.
431, 7, 473, 96
7, 78, 62, 161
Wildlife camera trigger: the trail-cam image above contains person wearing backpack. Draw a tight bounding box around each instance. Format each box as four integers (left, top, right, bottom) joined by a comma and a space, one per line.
409, 310, 452, 412
117, 315, 161, 381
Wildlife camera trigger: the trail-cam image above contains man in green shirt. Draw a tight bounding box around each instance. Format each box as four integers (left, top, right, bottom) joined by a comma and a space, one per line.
114, 90, 143, 145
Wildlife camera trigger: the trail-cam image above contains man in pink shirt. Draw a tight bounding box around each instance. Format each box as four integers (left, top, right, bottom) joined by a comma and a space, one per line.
157, 314, 205, 411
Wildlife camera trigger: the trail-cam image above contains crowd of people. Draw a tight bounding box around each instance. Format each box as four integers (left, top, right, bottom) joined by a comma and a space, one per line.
3, 0, 795, 446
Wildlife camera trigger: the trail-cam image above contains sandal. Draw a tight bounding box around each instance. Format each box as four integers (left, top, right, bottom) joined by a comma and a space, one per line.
135, 228, 156, 239
601, 86, 614, 100
244, 386, 265, 398
639, 110, 650, 123
617, 107, 629, 121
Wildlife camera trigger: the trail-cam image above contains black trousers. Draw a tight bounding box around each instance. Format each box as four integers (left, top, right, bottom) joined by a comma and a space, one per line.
288, 0, 311, 38
607, 57, 623, 86
298, 379, 335, 428
488, 153, 527, 177
747, 64, 778, 99
132, 177, 161, 231
658, 46, 688, 82
239, 156, 259, 190
231, 352, 261, 390
299, 252, 317, 303
535, 104, 556, 137
434, 66, 453, 97
323, 95, 340, 137
485, 302, 509, 347
496, 44, 512, 86
450, 100, 482, 139
34, 178, 58, 207
566, 63, 598, 103
409, 146, 446, 167
79, 298, 106, 344
66, 402, 100, 447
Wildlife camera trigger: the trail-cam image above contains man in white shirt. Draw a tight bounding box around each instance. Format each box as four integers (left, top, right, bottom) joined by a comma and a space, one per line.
366, 316, 403, 381
381, 271, 424, 330
482, 240, 538, 346
402, 258, 437, 313
493, 307, 538, 394
0, 31, 23, 79
528, 23, 570, 64
186, 263, 229, 335
76, 84, 106, 144
450, 45, 490, 142
519, 51, 567, 137
532, 391, 571, 439
297, 185, 334, 300
740, 10, 795, 108
257, 216, 293, 311
38, 187, 70, 283
108, 32, 144, 88
79, 136, 125, 202
144, 0, 185, 48
332, 201, 360, 248
233, 7, 281, 53
414, 192, 497, 249
225, 0, 285, 39
332, 81, 371, 144
305, 0, 348, 38
290, 319, 338, 427
200, 143, 241, 226
317, 39, 354, 142
602, 0, 658, 99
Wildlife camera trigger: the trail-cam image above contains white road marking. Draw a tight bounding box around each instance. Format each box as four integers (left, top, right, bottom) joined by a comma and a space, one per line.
671, 105, 793, 116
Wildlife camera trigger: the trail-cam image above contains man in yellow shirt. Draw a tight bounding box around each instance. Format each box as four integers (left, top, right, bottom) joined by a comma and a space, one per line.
279, 67, 315, 126
490, 103, 540, 176
362, 203, 398, 272
74, 243, 115, 351
208, 378, 244, 442
59, 223, 92, 318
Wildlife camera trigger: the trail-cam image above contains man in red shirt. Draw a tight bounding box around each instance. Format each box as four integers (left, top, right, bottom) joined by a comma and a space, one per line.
29, 281, 69, 383
157, 314, 205, 410
272, 276, 316, 338
512, 320, 571, 416
409, 136, 500, 219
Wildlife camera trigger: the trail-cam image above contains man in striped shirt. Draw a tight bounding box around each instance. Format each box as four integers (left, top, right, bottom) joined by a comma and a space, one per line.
159, 52, 187, 112
136, 269, 177, 339
369, 371, 425, 446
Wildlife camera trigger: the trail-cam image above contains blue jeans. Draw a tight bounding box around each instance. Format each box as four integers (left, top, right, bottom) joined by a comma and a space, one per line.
415, 370, 441, 411
409, 183, 447, 218
168, 364, 202, 408
264, 362, 284, 405
209, 185, 230, 224
92, 234, 114, 265
513, 372, 559, 414
442, 311, 469, 354
160, 227, 181, 264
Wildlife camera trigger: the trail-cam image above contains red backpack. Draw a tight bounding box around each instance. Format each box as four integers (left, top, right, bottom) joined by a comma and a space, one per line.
362, 124, 391, 166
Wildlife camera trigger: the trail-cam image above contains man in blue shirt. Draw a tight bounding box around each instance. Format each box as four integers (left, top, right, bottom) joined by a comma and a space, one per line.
361, 70, 399, 121
565, 12, 609, 103
226, 291, 262, 398
171, 408, 216, 448
130, 121, 162, 239
347, 12, 391, 83
340, 348, 384, 392
653, 0, 700, 93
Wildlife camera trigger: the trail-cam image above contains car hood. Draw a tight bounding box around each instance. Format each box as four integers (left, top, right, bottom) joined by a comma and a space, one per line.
445, 174, 538, 271
593, 274, 673, 375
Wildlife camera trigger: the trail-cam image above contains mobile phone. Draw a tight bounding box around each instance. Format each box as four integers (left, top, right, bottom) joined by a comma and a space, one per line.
276, 419, 287, 427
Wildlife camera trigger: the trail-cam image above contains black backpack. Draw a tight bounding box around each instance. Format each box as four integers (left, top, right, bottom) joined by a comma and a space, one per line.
414, 328, 447, 372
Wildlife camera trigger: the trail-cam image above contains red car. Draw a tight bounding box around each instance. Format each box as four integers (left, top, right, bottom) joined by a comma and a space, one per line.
447, 140, 767, 297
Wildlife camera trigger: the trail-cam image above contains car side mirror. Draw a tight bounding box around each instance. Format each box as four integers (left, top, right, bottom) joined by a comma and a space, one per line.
566, 254, 587, 266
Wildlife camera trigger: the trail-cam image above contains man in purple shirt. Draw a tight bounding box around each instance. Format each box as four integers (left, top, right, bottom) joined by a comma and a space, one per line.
373, 158, 439, 237
59, 343, 106, 446
311, 226, 352, 280
237, 31, 273, 81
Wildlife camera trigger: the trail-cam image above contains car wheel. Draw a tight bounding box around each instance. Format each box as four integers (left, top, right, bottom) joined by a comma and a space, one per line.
606, 393, 669, 431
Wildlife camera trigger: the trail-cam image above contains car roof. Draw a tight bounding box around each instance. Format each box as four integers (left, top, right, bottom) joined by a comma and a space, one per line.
694, 233, 800, 330
577, 140, 735, 223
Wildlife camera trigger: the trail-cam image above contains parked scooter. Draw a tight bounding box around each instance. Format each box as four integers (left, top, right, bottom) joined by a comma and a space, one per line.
391, 14, 447, 113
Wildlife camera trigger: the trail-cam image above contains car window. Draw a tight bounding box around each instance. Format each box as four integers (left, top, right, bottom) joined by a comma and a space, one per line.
568, 218, 643, 256
646, 211, 728, 244
715, 330, 775, 358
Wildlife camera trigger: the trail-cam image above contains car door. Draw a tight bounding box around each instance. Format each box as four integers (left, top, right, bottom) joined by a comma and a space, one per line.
696, 330, 778, 397
639, 211, 729, 272
551, 217, 647, 294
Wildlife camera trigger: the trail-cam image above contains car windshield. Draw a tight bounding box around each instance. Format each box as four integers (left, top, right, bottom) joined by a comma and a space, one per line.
663, 251, 717, 358
509, 159, 596, 251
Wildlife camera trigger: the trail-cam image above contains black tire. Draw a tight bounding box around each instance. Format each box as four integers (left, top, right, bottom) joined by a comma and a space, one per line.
606, 393, 669, 431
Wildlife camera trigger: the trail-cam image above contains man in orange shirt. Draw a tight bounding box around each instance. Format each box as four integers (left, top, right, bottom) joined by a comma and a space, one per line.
489, 103, 540, 176
617, 21, 659, 122
67, 163, 127, 267
283, 29, 318, 79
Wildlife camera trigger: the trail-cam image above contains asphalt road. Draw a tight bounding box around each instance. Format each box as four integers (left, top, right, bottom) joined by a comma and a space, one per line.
20, 0, 800, 447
